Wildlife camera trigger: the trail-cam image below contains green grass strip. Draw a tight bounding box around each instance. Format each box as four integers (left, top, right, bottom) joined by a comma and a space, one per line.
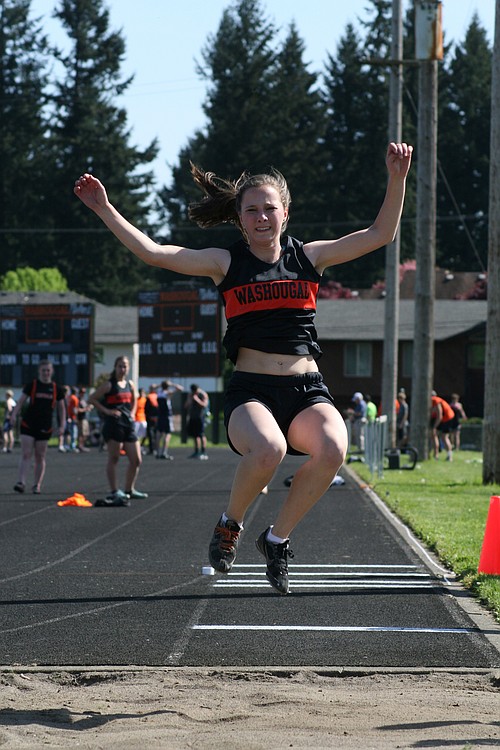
350, 450, 500, 623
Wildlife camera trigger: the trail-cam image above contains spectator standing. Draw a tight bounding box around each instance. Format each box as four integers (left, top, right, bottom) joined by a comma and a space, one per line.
185, 384, 209, 460
156, 380, 183, 460
9, 360, 66, 494
67, 387, 79, 452
134, 387, 148, 449
365, 395, 377, 424
77, 387, 91, 452
144, 384, 159, 455
2, 390, 16, 453
88, 355, 147, 505
396, 390, 409, 447
449, 393, 467, 451
430, 391, 454, 461
351, 392, 367, 451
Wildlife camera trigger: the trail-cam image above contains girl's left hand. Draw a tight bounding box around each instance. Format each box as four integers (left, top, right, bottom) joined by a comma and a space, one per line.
386, 142, 413, 178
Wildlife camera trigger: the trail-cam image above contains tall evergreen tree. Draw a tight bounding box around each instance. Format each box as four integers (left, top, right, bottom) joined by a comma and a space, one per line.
437, 15, 491, 272
265, 22, 325, 239
159, 0, 279, 254
45, 0, 159, 303
320, 3, 392, 288
0, 0, 52, 275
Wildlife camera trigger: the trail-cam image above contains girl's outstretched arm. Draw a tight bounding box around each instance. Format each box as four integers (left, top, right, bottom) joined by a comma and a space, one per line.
74, 173, 229, 283
306, 142, 413, 272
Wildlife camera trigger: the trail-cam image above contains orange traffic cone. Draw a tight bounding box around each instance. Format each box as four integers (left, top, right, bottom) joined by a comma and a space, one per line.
478, 495, 500, 575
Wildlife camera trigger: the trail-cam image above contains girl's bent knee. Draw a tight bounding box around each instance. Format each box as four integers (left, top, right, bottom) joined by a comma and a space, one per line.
321, 439, 347, 470
251, 442, 286, 469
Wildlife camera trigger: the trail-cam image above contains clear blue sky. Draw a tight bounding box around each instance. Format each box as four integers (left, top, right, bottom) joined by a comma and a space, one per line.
31, 0, 494, 186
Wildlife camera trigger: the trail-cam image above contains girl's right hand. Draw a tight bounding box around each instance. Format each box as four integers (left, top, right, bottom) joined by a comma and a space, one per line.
74, 173, 109, 211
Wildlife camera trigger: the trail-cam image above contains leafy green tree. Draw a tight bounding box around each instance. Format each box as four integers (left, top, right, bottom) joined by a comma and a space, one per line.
1, 266, 68, 291
43, 0, 159, 303
0, 0, 52, 275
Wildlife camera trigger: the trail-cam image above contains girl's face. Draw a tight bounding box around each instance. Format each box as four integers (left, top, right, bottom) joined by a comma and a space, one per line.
239, 186, 288, 248
115, 358, 129, 379
38, 363, 53, 383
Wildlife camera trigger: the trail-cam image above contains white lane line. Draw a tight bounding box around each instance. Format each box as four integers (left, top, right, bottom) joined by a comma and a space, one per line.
214, 565, 439, 589
213, 582, 436, 589
228, 566, 432, 581
193, 624, 477, 634
233, 564, 421, 569
0, 505, 53, 528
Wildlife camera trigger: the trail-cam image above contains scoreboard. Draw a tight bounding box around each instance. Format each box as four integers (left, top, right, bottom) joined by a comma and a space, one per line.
0, 302, 93, 387
138, 287, 221, 377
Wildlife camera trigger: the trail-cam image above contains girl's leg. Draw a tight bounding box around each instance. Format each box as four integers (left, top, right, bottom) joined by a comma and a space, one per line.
225, 402, 287, 524
33, 440, 49, 490
106, 440, 122, 491
18, 434, 35, 486
272, 403, 348, 539
208, 403, 287, 573
123, 441, 142, 493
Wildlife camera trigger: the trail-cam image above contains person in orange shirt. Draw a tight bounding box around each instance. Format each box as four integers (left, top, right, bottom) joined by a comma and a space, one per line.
144, 384, 159, 455
67, 386, 80, 452
430, 391, 454, 461
134, 387, 148, 450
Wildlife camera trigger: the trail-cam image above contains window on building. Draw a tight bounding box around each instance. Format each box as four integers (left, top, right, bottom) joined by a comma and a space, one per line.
467, 343, 485, 369
344, 342, 372, 377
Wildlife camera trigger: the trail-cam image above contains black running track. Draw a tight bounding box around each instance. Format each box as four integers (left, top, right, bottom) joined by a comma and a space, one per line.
1, 446, 499, 668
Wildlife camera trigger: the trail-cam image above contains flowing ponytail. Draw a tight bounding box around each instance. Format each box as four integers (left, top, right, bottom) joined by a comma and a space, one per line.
188, 163, 241, 229
188, 162, 291, 234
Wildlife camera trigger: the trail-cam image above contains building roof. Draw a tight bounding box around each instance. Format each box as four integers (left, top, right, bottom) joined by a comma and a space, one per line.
0, 291, 91, 305
93, 304, 138, 344
315, 299, 487, 341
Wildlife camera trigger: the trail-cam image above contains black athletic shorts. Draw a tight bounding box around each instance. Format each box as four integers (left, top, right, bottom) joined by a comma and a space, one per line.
224, 370, 335, 456
101, 414, 138, 444
20, 422, 53, 442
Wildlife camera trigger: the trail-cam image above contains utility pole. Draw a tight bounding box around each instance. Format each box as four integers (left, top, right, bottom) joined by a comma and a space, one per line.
410, 1, 442, 461
381, 0, 403, 450
483, 0, 500, 484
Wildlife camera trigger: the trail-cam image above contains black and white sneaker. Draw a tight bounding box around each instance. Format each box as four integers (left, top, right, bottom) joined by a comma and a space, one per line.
208, 515, 242, 573
255, 528, 294, 595
95, 489, 130, 507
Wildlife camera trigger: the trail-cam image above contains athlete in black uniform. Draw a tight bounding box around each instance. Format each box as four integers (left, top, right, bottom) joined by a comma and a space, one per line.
88, 356, 148, 506
75, 141, 413, 592
10, 360, 66, 494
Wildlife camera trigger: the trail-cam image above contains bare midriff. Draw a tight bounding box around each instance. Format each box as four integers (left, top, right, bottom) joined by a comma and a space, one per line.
234, 347, 319, 376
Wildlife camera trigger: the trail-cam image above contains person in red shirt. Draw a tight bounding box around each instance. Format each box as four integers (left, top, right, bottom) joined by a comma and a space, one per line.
430, 391, 454, 461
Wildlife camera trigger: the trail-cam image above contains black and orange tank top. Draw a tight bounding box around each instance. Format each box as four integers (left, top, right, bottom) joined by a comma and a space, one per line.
217, 236, 322, 365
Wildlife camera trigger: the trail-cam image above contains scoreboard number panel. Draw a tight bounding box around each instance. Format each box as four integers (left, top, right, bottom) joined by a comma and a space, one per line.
0, 303, 93, 387
138, 288, 221, 377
